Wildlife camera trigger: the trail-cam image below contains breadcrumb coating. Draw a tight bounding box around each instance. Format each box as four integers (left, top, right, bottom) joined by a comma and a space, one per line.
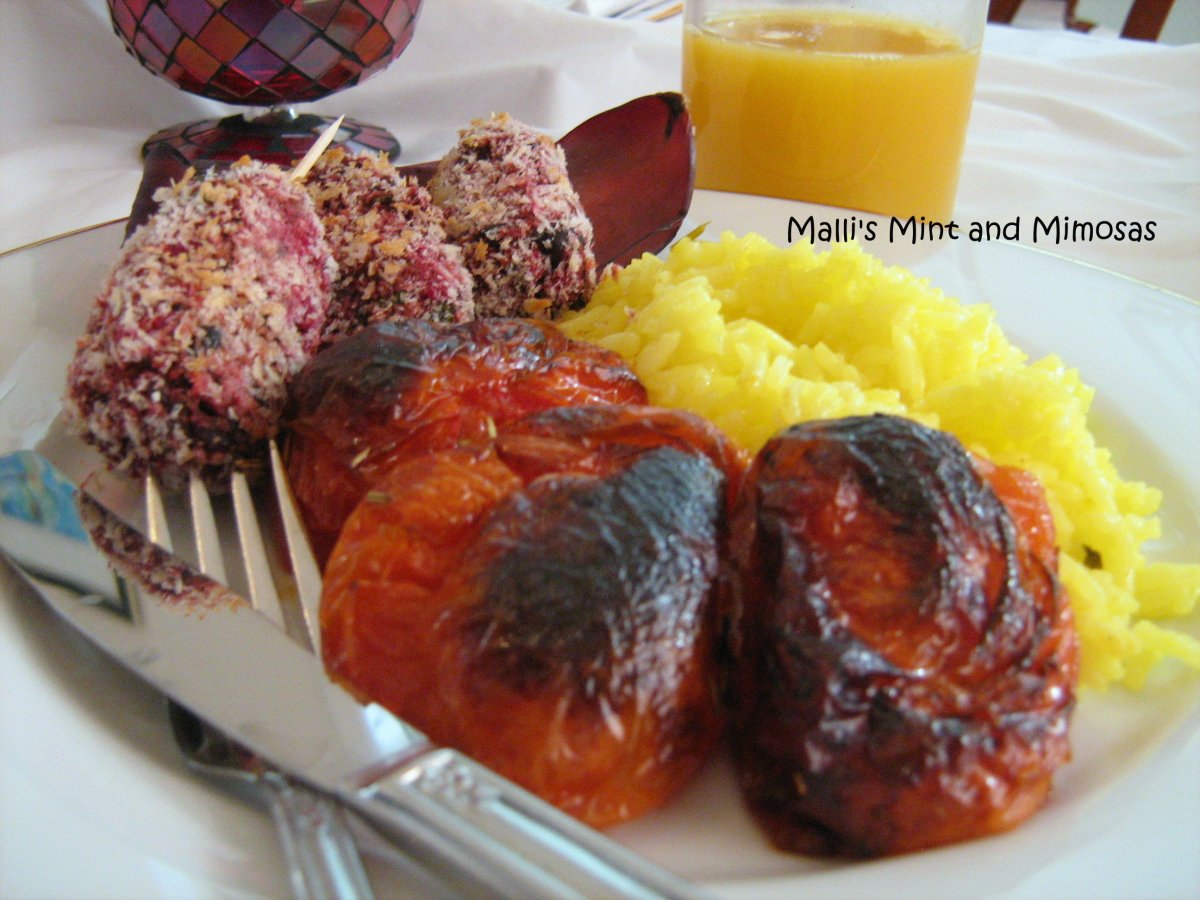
65, 160, 334, 489
305, 149, 474, 340
429, 113, 597, 319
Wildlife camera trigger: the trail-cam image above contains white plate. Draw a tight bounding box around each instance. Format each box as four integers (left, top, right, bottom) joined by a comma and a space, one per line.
1, 192, 1198, 899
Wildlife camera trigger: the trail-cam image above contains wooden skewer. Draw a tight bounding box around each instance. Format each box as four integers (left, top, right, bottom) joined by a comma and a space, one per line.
614, 0, 680, 20
289, 114, 346, 182
648, 2, 682, 21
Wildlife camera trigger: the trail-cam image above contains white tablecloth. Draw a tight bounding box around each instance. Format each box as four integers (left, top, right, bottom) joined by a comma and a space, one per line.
1, 0, 1197, 296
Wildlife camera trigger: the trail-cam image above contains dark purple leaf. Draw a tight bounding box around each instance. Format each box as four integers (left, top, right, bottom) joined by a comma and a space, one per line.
560, 93, 694, 269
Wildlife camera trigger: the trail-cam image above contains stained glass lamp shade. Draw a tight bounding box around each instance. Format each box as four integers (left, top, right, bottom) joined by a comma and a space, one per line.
108, 0, 423, 164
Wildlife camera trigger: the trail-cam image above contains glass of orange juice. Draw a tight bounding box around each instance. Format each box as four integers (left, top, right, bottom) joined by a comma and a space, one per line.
682, 0, 987, 222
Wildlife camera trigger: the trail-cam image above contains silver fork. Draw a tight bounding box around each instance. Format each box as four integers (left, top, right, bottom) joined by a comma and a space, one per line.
144, 444, 373, 900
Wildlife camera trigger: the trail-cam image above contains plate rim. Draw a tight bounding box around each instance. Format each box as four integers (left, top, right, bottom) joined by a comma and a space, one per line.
2, 195, 1198, 898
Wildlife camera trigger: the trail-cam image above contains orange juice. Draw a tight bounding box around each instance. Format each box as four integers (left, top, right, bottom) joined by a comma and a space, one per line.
682, 9, 980, 221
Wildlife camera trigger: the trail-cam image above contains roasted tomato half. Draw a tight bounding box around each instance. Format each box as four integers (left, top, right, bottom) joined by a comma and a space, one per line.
320, 404, 745, 828
725, 414, 1078, 858
283, 318, 647, 563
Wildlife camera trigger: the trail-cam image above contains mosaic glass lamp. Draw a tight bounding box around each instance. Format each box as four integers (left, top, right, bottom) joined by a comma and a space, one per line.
107, 0, 423, 164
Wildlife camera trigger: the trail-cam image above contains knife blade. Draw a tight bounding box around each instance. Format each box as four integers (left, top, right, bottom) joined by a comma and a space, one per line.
0, 451, 710, 900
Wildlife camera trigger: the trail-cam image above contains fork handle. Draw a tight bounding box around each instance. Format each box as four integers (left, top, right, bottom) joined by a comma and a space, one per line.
345, 747, 709, 900
263, 773, 376, 900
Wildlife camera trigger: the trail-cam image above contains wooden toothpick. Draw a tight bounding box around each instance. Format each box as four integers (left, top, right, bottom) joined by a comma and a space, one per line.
290, 114, 346, 181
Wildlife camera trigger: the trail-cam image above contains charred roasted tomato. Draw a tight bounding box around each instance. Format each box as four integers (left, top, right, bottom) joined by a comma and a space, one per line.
283, 318, 647, 563
725, 414, 1078, 858
320, 404, 744, 828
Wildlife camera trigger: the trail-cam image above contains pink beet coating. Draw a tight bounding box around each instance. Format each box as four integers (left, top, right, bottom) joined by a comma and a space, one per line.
429, 113, 597, 319
304, 149, 474, 341
66, 161, 334, 488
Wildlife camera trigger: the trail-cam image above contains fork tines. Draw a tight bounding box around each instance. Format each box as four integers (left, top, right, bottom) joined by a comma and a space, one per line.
143, 442, 323, 655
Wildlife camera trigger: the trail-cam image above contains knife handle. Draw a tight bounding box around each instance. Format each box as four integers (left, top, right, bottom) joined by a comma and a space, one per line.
344, 747, 709, 900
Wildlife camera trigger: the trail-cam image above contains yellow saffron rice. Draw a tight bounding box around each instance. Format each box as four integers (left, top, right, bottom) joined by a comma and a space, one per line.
560, 232, 1200, 691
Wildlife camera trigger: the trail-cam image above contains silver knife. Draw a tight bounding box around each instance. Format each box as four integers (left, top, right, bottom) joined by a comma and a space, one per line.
0, 452, 710, 900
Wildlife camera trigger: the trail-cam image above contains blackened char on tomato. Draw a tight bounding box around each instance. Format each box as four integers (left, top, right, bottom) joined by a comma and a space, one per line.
725, 414, 1078, 858
283, 318, 647, 563
320, 403, 743, 828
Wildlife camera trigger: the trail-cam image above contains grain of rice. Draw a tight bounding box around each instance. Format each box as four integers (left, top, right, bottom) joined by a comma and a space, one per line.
560, 232, 1200, 691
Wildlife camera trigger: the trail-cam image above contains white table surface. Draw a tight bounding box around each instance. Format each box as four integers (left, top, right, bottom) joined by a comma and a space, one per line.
1, 2, 1198, 898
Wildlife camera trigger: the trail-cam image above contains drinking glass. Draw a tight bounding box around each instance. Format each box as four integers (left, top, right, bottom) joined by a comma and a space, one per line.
682, 0, 987, 221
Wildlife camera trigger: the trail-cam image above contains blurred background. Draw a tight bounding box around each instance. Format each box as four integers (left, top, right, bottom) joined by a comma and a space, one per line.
994, 0, 1199, 43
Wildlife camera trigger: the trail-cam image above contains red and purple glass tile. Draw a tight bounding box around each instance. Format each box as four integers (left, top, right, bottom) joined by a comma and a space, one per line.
107, 0, 423, 164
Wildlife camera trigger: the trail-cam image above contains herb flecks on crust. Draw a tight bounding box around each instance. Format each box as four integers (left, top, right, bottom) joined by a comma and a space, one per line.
430, 113, 597, 320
